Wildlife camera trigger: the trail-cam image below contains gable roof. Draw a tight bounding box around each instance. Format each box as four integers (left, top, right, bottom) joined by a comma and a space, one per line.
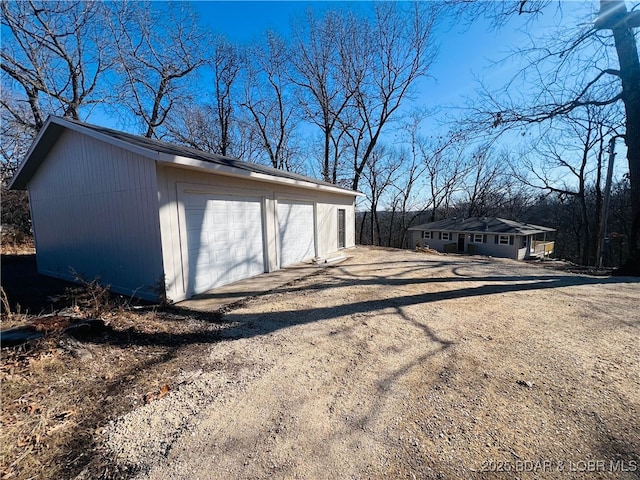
408, 217, 555, 236
9, 115, 361, 197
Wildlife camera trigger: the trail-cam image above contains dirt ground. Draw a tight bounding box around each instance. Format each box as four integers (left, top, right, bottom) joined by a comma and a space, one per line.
99, 247, 638, 479
2, 247, 639, 479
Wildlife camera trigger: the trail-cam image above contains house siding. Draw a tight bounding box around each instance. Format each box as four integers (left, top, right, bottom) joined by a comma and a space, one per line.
413, 231, 522, 259
477, 235, 519, 259
27, 129, 164, 300
156, 165, 355, 302
413, 231, 456, 252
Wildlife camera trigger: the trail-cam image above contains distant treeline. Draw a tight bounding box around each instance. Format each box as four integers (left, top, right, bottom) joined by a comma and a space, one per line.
356, 179, 632, 268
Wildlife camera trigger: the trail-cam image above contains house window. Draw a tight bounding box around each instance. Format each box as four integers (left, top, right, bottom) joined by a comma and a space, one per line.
521, 236, 528, 248
473, 234, 484, 243
441, 232, 450, 241
422, 231, 432, 239
498, 235, 510, 245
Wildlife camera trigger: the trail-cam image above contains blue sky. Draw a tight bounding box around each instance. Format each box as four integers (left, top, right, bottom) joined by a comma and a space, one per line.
181, 1, 633, 187
88, 1, 625, 184
190, 1, 597, 114
193, 1, 365, 43
192, 1, 504, 107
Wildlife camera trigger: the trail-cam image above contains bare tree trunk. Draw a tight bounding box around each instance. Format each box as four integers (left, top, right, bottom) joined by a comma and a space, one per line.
241, 32, 298, 171
359, 211, 368, 245
371, 206, 377, 246
597, 0, 640, 269
107, 2, 208, 139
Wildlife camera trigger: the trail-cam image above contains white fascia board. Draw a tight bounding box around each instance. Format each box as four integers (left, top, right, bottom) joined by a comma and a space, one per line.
159, 153, 363, 197
7, 118, 55, 189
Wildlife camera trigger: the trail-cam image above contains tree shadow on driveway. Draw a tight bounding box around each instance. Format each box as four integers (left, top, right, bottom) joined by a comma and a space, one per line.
213, 271, 639, 342
58, 258, 640, 478
69, 258, 640, 350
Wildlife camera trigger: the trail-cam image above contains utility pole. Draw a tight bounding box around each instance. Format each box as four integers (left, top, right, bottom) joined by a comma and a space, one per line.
597, 136, 619, 269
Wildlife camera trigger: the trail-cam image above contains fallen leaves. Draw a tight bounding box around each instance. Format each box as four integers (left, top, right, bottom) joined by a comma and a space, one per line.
144, 384, 171, 404
1, 303, 218, 480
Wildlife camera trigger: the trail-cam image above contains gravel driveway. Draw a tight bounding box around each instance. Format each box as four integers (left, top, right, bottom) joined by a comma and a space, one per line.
101, 247, 640, 479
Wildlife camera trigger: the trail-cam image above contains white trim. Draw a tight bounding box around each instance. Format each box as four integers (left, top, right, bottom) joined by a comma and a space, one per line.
161, 153, 361, 197
12, 116, 363, 199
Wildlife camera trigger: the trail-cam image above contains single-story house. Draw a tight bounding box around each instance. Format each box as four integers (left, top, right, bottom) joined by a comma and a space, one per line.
9, 116, 361, 302
408, 217, 555, 260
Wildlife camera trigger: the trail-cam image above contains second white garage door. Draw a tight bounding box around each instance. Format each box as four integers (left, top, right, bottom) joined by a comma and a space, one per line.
277, 200, 315, 267
184, 192, 265, 295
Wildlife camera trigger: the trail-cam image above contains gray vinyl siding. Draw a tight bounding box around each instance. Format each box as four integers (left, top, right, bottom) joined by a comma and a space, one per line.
413, 231, 521, 259
413, 231, 455, 252
474, 235, 518, 259
27, 129, 163, 300
156, 165, 356, 302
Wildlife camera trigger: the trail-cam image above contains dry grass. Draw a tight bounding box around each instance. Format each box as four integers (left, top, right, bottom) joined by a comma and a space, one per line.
1, 340, 73, 478
2, 248, 638, 479
1, 298, 222, 479
0, 240, 35, 256
1, 287, 29, 331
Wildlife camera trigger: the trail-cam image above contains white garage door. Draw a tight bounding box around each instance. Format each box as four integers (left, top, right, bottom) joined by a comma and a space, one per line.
277, 200, 315, 267
184, 192, 264, 295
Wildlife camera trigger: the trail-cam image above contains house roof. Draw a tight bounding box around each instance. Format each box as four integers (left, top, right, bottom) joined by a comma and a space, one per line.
408, 217, 555, 236
9, 115, 361, 197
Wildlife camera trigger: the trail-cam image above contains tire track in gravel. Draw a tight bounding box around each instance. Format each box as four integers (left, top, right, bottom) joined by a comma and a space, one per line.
100, 248, 640, 480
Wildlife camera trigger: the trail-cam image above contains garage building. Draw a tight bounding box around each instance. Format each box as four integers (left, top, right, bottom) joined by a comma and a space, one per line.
10, 116, 359, 302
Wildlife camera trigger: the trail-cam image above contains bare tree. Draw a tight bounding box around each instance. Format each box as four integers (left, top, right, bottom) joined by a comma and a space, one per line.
422, 138, 469, 222
210, 36, 241, 157
338, 2, 439, 191
389, 153, 428, 248
0, 99, 34, 238
0, 94, 36, 178
386, 113, 431, 248
290, 10, 355, 183
106, 1, 209, 139
1, 1, 111, 131
165, 36, 242, 157
456, 0, 640, 270
516, 105, 619, 264
461, 147, 504, 218
241, 31, 300, 171
448, 147, 534, 221
360, 145, 402, 246
165, 104, 222, 154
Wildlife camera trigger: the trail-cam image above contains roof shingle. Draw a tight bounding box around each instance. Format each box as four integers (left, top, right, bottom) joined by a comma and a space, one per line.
10, 116, 359, 196
408, 217, 555, 235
